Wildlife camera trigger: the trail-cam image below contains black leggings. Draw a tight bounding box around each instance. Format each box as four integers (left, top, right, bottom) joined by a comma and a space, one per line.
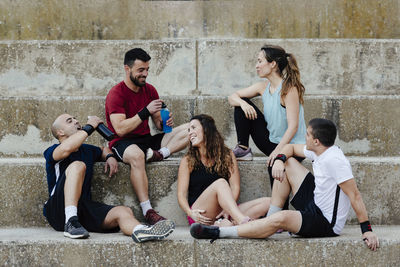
234, 98, 289, 210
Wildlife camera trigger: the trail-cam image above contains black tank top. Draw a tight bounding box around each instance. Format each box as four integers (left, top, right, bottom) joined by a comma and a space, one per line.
188, 163, 222, 206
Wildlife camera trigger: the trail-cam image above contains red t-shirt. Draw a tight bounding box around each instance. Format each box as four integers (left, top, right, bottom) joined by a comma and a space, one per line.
105, 81, 159, 148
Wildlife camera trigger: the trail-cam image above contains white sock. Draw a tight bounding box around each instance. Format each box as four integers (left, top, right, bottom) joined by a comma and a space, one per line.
65, 205, 77, 223
140, 200, 153, 216
219, 226, 239, 238
133, 224, 147, 233
266, 205, 282, 217
159, 147, 170, 158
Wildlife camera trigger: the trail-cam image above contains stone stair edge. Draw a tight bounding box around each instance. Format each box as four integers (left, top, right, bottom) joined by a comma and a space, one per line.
1, 156, 400, 164
2, 95, 400, 100
1, 38, 399, 44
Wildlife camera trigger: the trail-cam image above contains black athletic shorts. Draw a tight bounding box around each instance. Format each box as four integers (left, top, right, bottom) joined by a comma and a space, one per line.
290, 172, 338, 238
112, 133, 165, 161
43, 171, 119, 233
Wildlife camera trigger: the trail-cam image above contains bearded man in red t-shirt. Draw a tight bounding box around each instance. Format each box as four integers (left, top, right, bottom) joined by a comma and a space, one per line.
105, 48, 189, 225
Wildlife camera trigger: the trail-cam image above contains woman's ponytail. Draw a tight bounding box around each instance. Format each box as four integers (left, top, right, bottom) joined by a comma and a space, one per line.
282, 53, 305, 104
261, 45, 305, 104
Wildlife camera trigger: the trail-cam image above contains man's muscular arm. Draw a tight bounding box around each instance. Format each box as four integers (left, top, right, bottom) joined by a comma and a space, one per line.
52, 116, 102, 161
110, 99, 163, 136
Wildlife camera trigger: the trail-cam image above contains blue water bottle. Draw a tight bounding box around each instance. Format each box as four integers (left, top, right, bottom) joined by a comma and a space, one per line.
160, 102, 172, 133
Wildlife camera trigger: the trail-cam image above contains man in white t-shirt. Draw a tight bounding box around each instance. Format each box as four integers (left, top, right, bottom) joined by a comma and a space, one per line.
190, 118, 379, 251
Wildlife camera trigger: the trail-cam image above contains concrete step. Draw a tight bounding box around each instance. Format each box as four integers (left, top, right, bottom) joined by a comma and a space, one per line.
0, 226, 399, 266
0, 0, 397, 40
0, 39, 399, 97
1, 95, 400, 157
1, 157, 399, 227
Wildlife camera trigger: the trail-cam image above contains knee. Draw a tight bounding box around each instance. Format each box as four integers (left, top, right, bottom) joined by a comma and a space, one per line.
213, 178, 229, 188
123, 147, 145, 165
271, 210, 291, 228
176, 123, 189, 138
118, 206, 134, 218
66, 161, 86, 177
285, 157, 301, 176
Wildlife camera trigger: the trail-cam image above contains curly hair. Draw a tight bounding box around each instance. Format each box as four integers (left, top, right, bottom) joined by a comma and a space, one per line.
186, 114, 233, 179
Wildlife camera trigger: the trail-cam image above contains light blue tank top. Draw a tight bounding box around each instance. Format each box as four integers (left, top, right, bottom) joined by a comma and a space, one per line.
262, 82, 306, 144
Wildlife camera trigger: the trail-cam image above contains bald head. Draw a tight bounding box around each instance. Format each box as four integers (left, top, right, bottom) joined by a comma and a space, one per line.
51, 114, 79, 140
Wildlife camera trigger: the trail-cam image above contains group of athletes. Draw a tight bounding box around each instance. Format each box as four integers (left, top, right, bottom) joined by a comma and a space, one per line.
43, 46, 378, 250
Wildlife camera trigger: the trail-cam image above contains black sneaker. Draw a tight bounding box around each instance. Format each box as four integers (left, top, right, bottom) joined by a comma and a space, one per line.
64, 216, 90, 239
131, 219, 175, 243
190, 223, 220, 240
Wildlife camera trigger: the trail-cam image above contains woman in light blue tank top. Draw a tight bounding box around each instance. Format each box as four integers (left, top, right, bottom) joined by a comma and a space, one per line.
228, 45, 306, 203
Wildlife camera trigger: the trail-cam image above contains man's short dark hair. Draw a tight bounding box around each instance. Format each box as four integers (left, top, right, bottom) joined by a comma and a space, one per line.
308, 118, 337, 147
124, 48, 151, 67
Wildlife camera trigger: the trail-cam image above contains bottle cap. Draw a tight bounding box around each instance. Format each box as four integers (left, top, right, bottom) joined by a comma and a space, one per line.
161, 102, 167, 108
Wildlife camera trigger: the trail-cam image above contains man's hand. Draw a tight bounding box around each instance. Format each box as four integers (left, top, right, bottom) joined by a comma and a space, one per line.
104, 156, 118, 178
362, 231, 379, 251
87, 116, 102, 129
190, 209, 213, 225
165, 112, 174, 127
146, 99, 163, 114
271, 160, 286, 182
267, 148, 280, 167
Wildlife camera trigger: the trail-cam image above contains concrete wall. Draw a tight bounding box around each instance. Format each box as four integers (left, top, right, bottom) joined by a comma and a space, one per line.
0, 39, 399, 97
1, 158, 399, 227
1, 96, 400, 157
0, 0, 399, 40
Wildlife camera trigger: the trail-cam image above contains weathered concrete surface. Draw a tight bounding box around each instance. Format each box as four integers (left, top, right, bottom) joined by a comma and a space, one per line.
1, 157, 399, 227
0, 226, 399, 266
198, 39, 400, 95
0, 0, 399, 40
1, 96, 400, 157
0, 39, 399, 96
0, 96, 194, 157
0, 40, 196, 96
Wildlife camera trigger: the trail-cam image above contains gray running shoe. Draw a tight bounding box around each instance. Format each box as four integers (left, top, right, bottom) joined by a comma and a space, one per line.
233, 145, 253, 161
64, 216, 90, 239
131, 220, 175, 243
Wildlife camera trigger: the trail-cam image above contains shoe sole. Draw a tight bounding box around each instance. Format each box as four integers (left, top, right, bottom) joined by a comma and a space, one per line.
132, 220, 175, 243
235, 154, 253, 161
63, 232, 90, 239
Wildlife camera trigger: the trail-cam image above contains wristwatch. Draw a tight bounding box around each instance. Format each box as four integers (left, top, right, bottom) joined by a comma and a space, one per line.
106, 153, 116, 161
274, 154, 287, 163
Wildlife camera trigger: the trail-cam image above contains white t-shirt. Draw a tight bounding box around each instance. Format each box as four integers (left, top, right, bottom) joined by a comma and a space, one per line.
303, 145, 353, 234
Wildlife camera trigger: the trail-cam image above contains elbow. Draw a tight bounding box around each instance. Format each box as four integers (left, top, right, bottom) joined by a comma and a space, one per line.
113, 127, 126, 137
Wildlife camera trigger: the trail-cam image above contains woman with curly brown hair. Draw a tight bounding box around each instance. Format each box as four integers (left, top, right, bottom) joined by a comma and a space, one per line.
177, 114, 269, 226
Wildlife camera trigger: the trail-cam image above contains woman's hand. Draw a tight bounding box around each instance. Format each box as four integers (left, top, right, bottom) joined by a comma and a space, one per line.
190, 209, 213, 225
240, 101, 257, 120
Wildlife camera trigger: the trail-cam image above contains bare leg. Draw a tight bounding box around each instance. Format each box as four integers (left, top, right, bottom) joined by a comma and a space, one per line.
64, 161, 86, 206
237, 158, 310, 238
102, 206, 140, 236
123, 145, 149, 202
237, 210, 302, 238
238, 197, 270, 219
161, 123, 189, 154
192, 178, 247, 224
